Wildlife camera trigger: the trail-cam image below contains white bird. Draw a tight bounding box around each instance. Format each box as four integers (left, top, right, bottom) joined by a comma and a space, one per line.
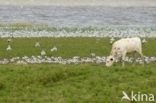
110, 37, 115, 44
50, 46, 57, 52
142, 39, 147, 43
16, 60, 27, 65
35, 42, 40, 47
73, 56, 80, 59
90, 53, 96, 57
41, 50, 46, 56
7, 39, 12, 43
6, 45, 12, 51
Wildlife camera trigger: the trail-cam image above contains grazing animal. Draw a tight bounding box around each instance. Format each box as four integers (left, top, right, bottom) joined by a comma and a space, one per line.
106, 37, 144, 67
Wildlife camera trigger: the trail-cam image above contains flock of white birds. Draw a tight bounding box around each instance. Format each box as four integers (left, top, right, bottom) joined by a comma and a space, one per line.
0, 54, 155, 65
6, 37, 147, 51
1, 26, 156, 38
6, 39, 58, 56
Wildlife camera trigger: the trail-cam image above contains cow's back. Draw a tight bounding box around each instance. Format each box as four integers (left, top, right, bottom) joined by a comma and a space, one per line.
113, 37, 142, 53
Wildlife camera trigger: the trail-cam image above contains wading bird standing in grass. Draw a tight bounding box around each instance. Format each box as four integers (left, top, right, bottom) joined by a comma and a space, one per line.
106, 37, 144, 67
50, 46, 57, 52
142, 38, 147, 43
110, 37, 115, 44
90, 53, 96, 57
7, 38, 12, 43
6, 45, 12, 51
6, 38, 12, 51
41, 50, 46, 56
35, 42, 40, 47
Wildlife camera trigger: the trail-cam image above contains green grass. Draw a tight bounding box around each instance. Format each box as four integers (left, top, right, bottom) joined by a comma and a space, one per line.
0, 37, 155, 103
0, 37, 156, 58
0, 64, 156, 103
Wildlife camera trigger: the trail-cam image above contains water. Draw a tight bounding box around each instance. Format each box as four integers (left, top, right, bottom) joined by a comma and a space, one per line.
0, 6, 156, 26
0, 6, 156, 37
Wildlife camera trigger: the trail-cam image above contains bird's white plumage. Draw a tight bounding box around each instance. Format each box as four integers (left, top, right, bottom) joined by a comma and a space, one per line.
41, 50, 46, 56
35, 42, 40, 47
50, 46, 57, 52
6, 45, 12, 51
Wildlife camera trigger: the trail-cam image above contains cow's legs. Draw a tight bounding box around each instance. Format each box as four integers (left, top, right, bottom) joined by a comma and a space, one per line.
132, 51, 137, 66
136, 48, 144, 65
122, 52, 126, 67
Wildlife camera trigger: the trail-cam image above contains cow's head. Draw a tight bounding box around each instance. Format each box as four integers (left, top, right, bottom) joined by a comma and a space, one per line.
106, 55, 115, 67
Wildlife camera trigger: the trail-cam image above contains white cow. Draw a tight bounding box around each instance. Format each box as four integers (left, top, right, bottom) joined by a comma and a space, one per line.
106, 37, 144, 67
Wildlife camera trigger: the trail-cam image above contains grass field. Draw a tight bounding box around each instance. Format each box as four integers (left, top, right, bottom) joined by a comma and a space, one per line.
0, 37, 156, 58
0, 37, 156, 103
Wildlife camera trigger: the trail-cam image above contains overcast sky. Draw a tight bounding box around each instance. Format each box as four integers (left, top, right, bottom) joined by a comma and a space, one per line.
0, 0, 156, 6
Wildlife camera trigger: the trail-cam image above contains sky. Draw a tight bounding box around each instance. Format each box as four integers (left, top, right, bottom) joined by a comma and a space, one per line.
0, 0, 156, 6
